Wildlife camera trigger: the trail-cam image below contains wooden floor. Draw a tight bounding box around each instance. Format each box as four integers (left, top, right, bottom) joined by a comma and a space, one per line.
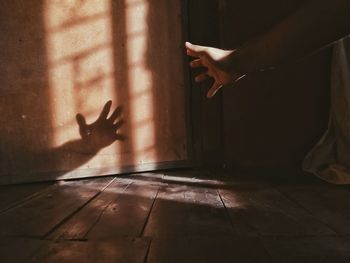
1, 170, 350, 263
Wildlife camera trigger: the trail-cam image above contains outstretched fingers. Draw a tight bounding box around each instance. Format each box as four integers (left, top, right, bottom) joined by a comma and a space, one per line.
185, 42, 207, 58
207, 82, 223, 98
190, 59, 203, 68
108, 106, 123, 123
97, 100, 112, 121
113, 119, 124, 130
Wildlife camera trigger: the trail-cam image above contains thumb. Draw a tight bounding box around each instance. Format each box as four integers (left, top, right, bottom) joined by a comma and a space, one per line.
76, 114, 87, 129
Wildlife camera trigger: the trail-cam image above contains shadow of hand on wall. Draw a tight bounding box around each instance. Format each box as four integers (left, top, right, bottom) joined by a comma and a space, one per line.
76, 100, 125, 154
35, 100, 126, 177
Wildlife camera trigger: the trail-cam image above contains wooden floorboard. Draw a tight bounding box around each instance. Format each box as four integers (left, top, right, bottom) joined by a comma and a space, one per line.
49, 178, 132, 240
50, 177, 159, 240
84, 179, 159, 239
144, 184, 232, 237
1, 171, 350, 262
219, 185, 335, 236
28, 237, 151, 263
263, 236, 350, 263
0, 182, 54, 214
0, 237, 47, 263
0, 177, 113, 237
147, 237, 272, 263
276, 183, 350, 234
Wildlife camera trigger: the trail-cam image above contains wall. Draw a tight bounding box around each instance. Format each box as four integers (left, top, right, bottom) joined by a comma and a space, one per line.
0, 0, 189, 184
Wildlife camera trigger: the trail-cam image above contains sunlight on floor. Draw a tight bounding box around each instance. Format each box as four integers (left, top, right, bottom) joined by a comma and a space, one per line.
73, 174, 247, 208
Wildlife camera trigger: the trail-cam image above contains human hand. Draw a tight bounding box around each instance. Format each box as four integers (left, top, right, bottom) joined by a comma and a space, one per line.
76, 100, 125, 151
186, 42, 246, 98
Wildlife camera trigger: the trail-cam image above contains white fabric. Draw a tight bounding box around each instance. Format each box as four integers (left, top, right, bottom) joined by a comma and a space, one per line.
303, 37, 350, 184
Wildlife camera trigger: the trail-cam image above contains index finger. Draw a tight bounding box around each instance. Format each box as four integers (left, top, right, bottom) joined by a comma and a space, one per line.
185, 42, 206, 58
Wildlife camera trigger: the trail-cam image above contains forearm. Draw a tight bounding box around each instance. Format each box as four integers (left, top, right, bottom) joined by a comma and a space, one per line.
233, 0, 350, 73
